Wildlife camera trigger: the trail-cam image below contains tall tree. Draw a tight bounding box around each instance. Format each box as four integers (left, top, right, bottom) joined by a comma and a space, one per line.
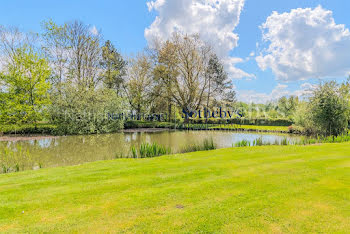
42, 20, 102, 90
205, 54, 235, 111
277, 96, 299, 117
156, 33, 211, 119
0, 46, 51, 126
124, 53, 153, 116
41, 20, 68, 91
309, 81, 348, 136
153, 41, 179, 121
0, 25, 37, 68
100, 40, 127, 95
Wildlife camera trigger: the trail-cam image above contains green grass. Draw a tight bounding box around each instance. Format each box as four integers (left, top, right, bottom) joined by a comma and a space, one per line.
0, 143, 349, 232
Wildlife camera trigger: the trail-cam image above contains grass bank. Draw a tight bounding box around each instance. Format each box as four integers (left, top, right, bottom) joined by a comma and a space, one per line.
0, 143, 349, 232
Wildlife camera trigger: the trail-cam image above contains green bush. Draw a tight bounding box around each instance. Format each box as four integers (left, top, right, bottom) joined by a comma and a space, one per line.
293, 82, 349, 136
124, 121, 177, 129
50, 86, 124, 135
0, 123, 56, 135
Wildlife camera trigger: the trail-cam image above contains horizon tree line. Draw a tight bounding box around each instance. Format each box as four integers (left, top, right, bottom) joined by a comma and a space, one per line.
1, 20, 350, 136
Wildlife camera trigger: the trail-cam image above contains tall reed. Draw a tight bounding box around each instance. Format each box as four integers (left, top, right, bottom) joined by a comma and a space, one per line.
0, 145, 33, 174
181, 138, 217, 153
129, 143, 171, 158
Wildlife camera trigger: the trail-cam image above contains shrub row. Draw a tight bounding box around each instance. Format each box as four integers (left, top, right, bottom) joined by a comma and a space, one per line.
0, 123, 57, 135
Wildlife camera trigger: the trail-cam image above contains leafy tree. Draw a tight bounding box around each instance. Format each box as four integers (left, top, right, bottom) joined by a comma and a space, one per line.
100, 40, 127, 95
309, 81, 348, 136
205, 54, 235, 110
0, 46, 51, 126
277, 96, 299, 118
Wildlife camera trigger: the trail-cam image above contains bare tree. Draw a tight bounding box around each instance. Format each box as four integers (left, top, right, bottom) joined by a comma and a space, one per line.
41, 20, 103, 90
0, 25, 37, 69
41, 20, 69, 90
65, 21, 102, 89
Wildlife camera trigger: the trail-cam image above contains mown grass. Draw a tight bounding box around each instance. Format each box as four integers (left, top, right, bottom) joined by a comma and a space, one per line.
0, 143, 349, 233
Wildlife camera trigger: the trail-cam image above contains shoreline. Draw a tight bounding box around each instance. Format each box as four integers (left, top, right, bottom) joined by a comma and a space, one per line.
0, 127, 299, 141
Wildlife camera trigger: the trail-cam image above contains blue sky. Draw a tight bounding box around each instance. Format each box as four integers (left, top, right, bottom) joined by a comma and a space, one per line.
1, 0, 350, 103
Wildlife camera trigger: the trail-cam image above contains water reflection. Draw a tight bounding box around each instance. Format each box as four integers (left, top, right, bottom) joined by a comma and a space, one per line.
0, 130, 303, 170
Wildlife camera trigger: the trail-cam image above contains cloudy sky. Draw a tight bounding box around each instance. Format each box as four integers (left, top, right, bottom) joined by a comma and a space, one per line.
1, 0, 350, 103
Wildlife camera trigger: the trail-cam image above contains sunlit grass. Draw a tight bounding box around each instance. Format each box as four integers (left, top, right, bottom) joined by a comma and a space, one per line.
0, 143, 349, 232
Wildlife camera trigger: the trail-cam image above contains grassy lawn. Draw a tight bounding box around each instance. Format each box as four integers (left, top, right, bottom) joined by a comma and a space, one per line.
0, 144, 349, 232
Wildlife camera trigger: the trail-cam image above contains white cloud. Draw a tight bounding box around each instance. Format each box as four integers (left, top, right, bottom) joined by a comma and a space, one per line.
145, 0, 254, 79
238, 83, 289, 103
238, 83, 316, 103
256, 6, 350, 81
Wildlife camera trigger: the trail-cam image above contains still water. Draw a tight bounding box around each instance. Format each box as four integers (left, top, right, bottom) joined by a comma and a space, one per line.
0, 130, 303, 170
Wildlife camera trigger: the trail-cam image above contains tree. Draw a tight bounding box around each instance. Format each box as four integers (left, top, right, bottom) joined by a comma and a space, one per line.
124, 53, 154, 116
49, 84, 124, 135
0, 46, 51, 126
205, 54, 235, 111
277, 96, 299, 118
42, 20, 125, 134
42, 20, 103, 90
309, 81, 348, 136
100, 40, 127, 95
41, 19, 68, 92
65, 21, 102, 89
0, 25, 37, 68
156, 33, 212, 120
152, 41, 179, 121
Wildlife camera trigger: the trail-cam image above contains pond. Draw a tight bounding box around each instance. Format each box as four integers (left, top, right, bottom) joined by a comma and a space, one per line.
0, 130, 304, 172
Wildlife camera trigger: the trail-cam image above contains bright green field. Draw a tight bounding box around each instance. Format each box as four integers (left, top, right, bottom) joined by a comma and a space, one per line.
0, 143, 349, 233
